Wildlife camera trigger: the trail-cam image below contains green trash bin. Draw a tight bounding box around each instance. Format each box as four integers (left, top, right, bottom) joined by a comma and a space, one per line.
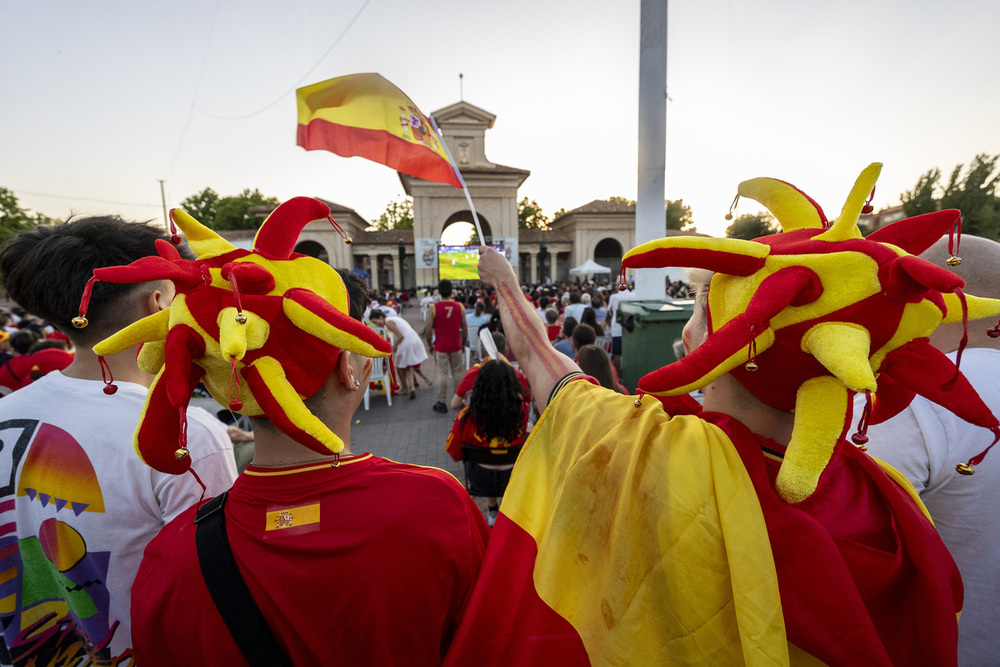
618, 300, 694, 391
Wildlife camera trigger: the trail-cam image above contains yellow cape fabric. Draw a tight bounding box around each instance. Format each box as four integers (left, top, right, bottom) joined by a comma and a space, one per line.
507, 381, 790, 665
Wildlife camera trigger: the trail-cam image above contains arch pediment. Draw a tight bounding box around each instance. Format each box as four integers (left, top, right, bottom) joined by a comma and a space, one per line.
431, 101, 496, 128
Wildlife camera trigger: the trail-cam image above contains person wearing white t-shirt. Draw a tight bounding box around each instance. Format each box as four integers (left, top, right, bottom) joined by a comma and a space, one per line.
0, 216, 237, 666
862, 235, 1000, 666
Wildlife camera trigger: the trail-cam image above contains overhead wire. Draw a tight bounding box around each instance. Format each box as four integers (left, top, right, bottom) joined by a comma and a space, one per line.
192, 0, 373, 122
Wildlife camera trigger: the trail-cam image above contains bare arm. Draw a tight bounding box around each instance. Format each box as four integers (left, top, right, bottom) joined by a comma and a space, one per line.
425, 306, 435, 348
478, 247, 578, 412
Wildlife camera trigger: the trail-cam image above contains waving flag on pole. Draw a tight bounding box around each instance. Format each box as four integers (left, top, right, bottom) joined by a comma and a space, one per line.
296, 73, 462, 188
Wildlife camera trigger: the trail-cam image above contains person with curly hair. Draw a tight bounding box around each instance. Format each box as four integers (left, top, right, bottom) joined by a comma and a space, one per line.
445, 360, 530, 526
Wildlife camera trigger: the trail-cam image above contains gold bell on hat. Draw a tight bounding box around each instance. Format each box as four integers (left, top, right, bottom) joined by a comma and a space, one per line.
72, 316, 88, 329
174, 447, 190, 460
956, 462, 975, 475
234, 312, 248, 325
947, 255, 962, 267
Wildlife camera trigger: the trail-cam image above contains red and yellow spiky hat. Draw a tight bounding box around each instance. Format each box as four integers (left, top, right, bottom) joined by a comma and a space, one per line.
74, 197, 393, 475
622, 163, 1000, 503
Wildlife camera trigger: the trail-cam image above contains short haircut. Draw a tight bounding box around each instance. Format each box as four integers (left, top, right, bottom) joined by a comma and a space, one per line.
569, 292, 581, 304
545, 307, 559, 324
9, 329, 38, 355
0, 216, 178, 344
438, 279, 453, 298
491, 330, 507, 354
562, 316, 578, 338
337, 269, 371, 322
572, 323, 596, 349
368, 308, 387, 322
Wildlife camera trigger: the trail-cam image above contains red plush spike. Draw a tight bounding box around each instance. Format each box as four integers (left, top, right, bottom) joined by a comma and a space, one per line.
868, 375, 917, 425
92, 256, 204, 292
880, 340, 1000, 430
241, 362, 334, 457
623, 246, 767, 277
163, 325, 207, 408
883, 254, 965, 304
866, 210, 960, 256
252, 197, 332, 260
136, 374, 193, 475
220, 262, 276, 294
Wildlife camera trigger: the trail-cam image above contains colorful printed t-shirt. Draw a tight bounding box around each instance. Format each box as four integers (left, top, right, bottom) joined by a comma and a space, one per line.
0, 371, 236, 667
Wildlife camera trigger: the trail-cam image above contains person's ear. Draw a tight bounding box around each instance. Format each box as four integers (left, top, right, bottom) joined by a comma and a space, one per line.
335, 351, 368, 392
145, 280, 176, 315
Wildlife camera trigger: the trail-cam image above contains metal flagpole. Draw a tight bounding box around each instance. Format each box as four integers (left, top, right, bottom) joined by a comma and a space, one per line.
634, 0, 668, 300
430, 115, 486, 247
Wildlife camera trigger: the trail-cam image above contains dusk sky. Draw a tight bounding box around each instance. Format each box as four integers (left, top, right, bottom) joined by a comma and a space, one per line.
3, 0, 998, 238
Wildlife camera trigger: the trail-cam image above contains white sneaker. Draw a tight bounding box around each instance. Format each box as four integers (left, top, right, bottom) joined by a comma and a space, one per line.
486, 507, 498, 527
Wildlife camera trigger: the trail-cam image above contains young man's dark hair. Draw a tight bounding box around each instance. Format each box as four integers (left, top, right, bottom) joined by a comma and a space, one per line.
438, 279, 453, 298
568, 292, 582, 304
571, 322, 596, 350
561, 316, 578, 339
9, 329, 38, 355
0, 216, 184, 345
337, 269, 371, 322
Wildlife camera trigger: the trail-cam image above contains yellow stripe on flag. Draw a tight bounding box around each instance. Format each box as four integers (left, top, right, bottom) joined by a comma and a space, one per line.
296, 73, 461, 187
266, 502, 320, 531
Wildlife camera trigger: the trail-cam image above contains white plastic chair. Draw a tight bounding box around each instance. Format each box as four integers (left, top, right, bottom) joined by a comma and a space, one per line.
465, 324, 482, 368
364, 325, 393, 410
594, 335, 613, 354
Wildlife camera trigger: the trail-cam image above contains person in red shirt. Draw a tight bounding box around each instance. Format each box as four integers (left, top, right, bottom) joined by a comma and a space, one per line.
119, 199, 488, 666
446, 359, 530, 526
426, 279, 467, 414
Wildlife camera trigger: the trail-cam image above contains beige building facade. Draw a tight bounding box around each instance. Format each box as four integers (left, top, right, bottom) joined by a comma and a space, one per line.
261, 100, 640, 292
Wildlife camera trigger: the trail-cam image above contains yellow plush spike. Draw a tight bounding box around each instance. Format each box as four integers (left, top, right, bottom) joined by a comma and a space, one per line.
170, 208, 236, 258
777, 376, 851, 503
249, 356, 345, 454
737, 177, 826, 231
941, 293, 1000, 324
283, 298, 391, 358
93, 308, 171, 357
800, 323, 877, 392
816, 163, 881, 242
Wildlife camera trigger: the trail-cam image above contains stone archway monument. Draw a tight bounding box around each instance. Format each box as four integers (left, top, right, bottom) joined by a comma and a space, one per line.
399, 101, 529, 287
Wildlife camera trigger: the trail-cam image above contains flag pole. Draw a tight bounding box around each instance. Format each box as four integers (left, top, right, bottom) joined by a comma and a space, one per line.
430, 115, 486, 246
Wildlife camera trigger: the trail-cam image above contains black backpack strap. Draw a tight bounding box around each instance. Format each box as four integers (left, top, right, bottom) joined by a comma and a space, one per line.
194, 492, 292, 667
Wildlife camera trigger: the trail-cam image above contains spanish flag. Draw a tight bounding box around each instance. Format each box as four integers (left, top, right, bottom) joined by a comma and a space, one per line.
296, 73, 462, 188
444, 380, 961, 666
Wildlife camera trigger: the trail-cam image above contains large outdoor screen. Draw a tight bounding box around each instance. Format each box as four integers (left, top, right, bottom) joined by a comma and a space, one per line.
438, 244, 504, 280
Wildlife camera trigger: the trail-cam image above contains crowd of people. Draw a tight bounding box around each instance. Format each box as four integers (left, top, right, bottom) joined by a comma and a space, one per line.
0, 166, 998, 666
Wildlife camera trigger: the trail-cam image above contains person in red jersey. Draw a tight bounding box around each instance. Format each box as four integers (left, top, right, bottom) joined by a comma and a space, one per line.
111, 199, 489, 666
426, 279, 467, 414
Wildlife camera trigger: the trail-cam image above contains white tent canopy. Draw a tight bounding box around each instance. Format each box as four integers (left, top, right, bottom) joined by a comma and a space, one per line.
569, 259, 612, 275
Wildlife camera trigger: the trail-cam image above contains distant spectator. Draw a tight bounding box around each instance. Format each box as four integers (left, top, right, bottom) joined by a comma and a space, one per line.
577, 344, 628, 394
570, 323, 597, 355
544, 308, 561, 342
580, 307, 604, 336
553, 317, 577, 358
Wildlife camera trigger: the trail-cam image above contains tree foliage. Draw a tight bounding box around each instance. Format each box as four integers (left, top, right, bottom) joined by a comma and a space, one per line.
518, 197, 549, 230
603, 196, 696, 232
666, 199, 696, 232
726, 212, 779, 240
370, 196, 414, 231
899, 154, 1000, 240
901, 168, 940, 217
0, 187, 55, 249
179, 187, 279, 230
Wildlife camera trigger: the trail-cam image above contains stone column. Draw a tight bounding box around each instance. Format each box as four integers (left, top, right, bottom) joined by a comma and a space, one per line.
367, 253, 380, 292
529, 251, 538, 284
391, 254, 401, 289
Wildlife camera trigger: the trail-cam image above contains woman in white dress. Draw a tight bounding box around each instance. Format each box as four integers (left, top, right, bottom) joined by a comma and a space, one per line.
368, 310, 428, 399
